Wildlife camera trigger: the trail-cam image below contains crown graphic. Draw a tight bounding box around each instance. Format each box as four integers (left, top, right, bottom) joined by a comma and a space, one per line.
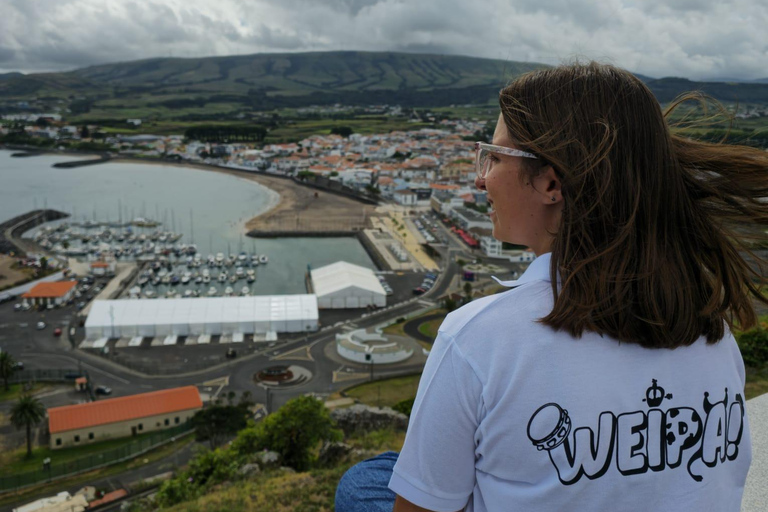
643, 379, 673, 407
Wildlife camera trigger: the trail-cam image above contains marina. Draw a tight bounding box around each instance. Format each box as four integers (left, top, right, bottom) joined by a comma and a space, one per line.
1, 150, 379, 295
123, 249, 270, 299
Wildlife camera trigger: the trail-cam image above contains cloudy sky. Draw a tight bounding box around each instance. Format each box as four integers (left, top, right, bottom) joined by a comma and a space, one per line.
0, 0, 766, 80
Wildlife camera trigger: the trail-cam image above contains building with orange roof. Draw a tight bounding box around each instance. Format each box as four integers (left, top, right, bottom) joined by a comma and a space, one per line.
22, 281, 77, 307
89, 260, 115, 277
48, 386, 202, 449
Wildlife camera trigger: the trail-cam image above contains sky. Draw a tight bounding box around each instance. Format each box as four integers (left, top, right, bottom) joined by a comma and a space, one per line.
0, 0, 766, 81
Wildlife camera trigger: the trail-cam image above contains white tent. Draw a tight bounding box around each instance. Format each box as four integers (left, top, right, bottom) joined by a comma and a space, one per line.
310, 261, 386, 309
84, 296, 319, 340
188, 300, 208, 335
172, 300, 193, 336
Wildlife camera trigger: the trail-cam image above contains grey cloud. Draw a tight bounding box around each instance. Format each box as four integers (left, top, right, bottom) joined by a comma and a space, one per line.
0, 0, 765, 80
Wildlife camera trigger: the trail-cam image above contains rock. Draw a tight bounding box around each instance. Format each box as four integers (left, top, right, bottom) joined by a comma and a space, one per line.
255, 450, 281, 469
279, 466, 296, 474
238, 463, 261, 476
330, 404, 409, 436
318, 441, 352, 466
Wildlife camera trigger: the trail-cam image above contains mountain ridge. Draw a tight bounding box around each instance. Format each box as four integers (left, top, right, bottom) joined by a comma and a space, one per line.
1, 51, 767, 115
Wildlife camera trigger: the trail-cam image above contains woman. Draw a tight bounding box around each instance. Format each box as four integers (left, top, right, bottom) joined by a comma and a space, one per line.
336, 62, 766, 511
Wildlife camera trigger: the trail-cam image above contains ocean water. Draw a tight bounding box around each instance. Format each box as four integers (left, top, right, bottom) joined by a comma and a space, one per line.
0, 150, 376, 294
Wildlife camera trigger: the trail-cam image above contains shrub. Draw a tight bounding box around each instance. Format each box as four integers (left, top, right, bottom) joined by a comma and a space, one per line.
232, 395, 343, 471
393, 397, 415, 417
736, 328, 768, 369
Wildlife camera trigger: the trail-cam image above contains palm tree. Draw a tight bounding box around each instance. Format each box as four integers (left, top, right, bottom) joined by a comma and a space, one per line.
11, 395, 46, 457
0, 351, 16, 391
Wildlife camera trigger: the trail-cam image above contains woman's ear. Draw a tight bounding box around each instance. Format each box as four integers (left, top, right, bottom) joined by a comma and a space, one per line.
533, 165, 562, 204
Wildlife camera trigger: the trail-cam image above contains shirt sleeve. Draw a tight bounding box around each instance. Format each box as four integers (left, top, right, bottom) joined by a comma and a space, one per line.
388, 330, 483, 512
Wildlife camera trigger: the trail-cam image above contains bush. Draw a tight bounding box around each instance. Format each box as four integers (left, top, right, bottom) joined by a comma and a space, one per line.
737, 328, 768, 369
231, 395, 343, 471
393, 397, 415, 417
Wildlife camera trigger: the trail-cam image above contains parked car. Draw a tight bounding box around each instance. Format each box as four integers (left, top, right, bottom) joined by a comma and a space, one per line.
77, 301, 86, 310
95, 386, 112, 395
13, 303, 21, 312
412, 287, 426, 295
53, 328, 62, 337
36, 321, 46, 330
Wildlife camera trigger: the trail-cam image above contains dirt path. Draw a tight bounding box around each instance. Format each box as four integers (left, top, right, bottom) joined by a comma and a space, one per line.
0, 255, 27, 289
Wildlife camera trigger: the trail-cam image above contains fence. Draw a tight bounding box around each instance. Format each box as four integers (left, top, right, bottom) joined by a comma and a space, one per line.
10, 368, 86, 384
0, 422, 194, 493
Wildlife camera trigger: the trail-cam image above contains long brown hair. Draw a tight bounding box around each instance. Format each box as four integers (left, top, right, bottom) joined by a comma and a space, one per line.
499, 62, 768, 348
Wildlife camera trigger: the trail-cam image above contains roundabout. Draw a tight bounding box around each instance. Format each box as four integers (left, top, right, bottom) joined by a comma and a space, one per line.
254, 364, 313, 387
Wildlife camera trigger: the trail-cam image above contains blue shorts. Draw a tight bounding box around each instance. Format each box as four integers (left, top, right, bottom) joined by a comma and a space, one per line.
335, 451, 399, 512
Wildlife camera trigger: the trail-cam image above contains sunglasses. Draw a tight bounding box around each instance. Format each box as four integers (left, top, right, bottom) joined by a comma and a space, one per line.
474, 141, 537, 179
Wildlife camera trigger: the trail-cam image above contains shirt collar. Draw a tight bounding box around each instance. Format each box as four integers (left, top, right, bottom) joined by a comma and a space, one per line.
491, 252, 557, 288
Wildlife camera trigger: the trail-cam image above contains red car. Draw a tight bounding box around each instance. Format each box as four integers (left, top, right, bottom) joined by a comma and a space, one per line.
53, 328, 62, 337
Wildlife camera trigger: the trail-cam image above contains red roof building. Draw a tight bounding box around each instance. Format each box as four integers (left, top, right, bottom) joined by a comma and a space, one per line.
48, 386, 203, 449
22, 281, 77, 306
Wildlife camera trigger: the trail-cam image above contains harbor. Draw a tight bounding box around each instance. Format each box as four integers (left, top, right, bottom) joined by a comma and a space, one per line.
1, 150, 380, 295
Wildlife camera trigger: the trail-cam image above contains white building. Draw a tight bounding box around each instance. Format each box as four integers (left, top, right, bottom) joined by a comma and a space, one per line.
84, 295, 319, 339
451, 206, 493, 230
481, 236, 503, 258
393, 189, 417, 206
336, 328, 414, 365
310, 261, 386, 309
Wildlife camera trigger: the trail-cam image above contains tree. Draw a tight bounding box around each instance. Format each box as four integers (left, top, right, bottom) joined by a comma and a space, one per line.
330, 126, 353, 138
232, 395, 342, 471
39, 257, 48, 271
0, 351, 17, 391
463, 282, 473, 302
190, 402, 252, 449
443, 296, 457, 312
11, 395, 45, 457
80, 125, 90, 139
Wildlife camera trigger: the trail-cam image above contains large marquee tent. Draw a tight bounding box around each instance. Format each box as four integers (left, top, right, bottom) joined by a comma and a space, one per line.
85, 295, 319, 339
310, 261, 386, 309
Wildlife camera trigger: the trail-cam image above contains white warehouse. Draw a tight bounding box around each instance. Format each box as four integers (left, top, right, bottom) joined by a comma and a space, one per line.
310, 261, 386, 309
84, 295, 319, 339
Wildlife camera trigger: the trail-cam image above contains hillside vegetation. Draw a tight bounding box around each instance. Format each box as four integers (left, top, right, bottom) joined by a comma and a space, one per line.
4, 51, 768, 123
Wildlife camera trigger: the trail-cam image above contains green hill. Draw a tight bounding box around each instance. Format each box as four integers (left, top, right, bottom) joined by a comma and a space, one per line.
0, 52, 547, 116
2, 52, 768, 124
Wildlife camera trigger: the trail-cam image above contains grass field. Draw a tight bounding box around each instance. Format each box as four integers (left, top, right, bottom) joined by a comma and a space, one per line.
0, 383, 49, 403
0, 435, 195, 508
343, 375, 422, 409
0, 429, 182, 475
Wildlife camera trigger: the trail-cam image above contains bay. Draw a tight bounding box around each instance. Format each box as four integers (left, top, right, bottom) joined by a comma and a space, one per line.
0, 150, 377, 294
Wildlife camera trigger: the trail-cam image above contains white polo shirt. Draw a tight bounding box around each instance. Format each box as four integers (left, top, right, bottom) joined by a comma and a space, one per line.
389, 253, 751, 512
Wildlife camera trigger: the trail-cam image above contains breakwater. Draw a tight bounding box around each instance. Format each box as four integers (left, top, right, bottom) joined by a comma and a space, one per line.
52, 154, 111, 168
246, 230, 357, 238
0, 209, 69, 256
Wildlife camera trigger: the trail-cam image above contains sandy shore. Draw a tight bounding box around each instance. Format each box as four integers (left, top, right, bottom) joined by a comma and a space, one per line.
110, 158, 378, 233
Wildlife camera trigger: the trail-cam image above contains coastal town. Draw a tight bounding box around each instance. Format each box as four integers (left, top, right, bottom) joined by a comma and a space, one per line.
0, 103, 543, 511
0, 108, 535, 262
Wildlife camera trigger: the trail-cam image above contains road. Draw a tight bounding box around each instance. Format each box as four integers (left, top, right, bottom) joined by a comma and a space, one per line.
0, 209, 526, 510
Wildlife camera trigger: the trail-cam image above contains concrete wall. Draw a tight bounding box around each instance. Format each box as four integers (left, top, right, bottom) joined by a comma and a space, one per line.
50, 408, 200, 449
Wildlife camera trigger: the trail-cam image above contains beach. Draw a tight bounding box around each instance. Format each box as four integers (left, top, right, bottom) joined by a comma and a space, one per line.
111, 158, 379, 234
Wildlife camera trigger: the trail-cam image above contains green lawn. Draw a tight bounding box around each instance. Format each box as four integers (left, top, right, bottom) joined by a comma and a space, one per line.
0, 429, 183, 476
343, 374, 421, 409
417, 318, 444, 340
0, 435, 195, 508
0, 383, 49, 403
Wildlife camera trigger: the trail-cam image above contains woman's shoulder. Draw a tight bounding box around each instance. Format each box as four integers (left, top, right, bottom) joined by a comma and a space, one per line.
439, 280, 552, 340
